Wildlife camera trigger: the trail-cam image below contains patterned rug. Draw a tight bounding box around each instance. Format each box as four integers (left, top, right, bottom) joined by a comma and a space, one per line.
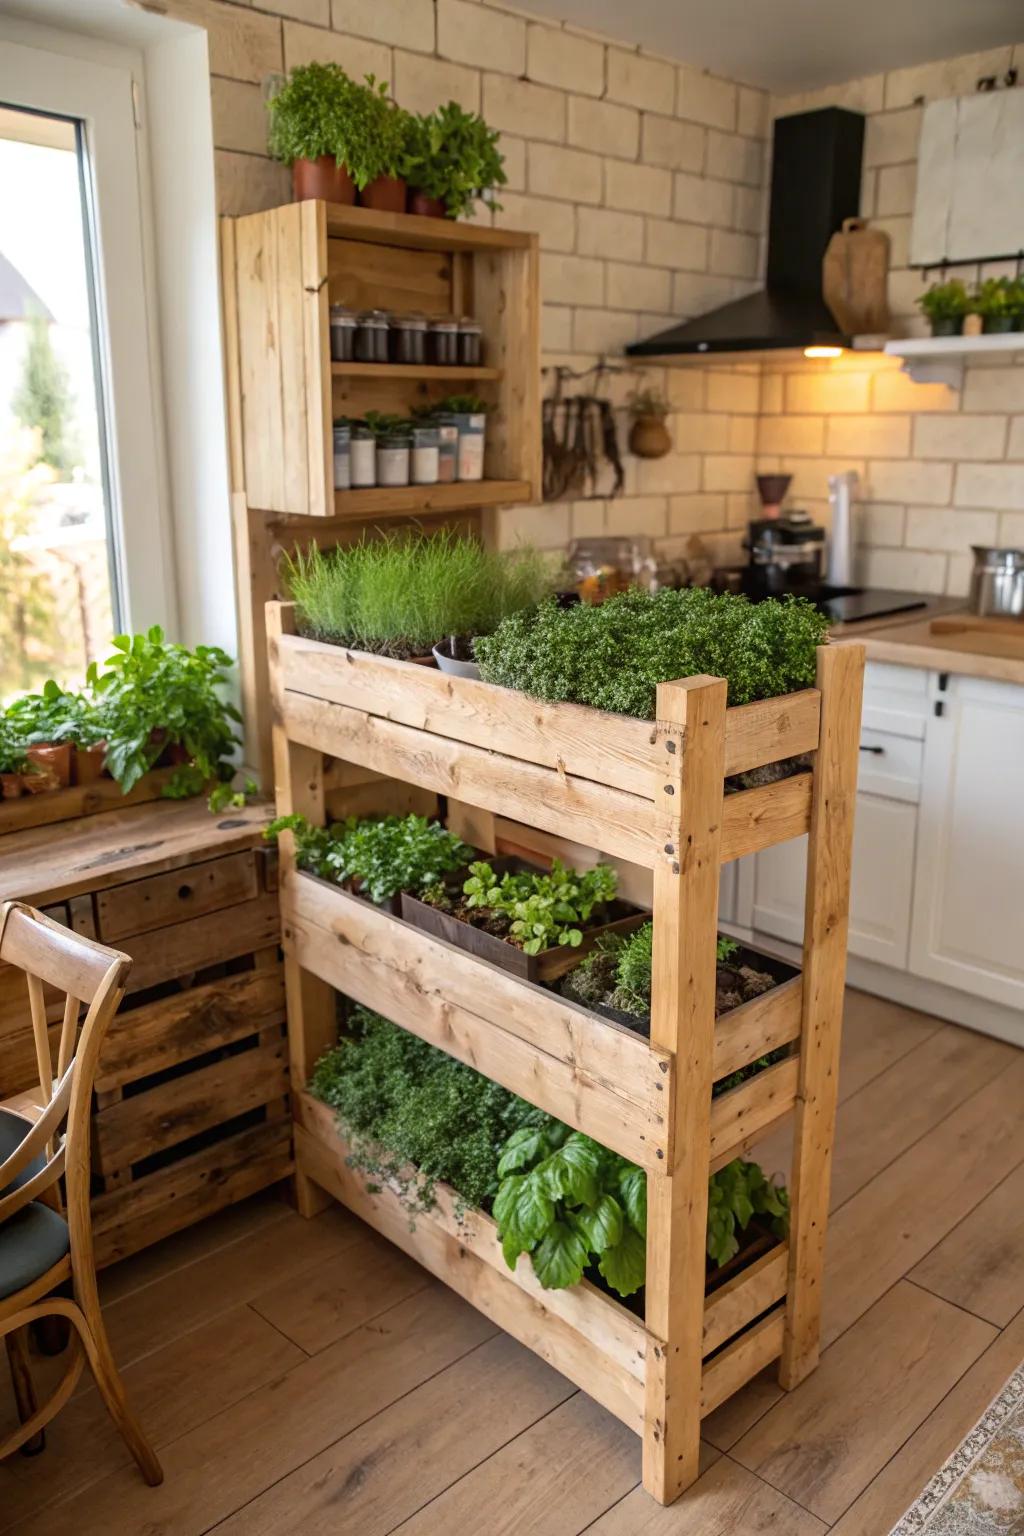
890, 1364, 1024, 1533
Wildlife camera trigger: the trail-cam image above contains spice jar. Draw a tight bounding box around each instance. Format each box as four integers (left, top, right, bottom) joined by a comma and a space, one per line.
435, 413, 459, 483
329, 304, 357, 362
457, 317, 482, 367
456, 412, 486, 482
411, 424, 440, 485
428, 317, 458, 367
354, 309, 389, 364
350, 423, 376, 487
377, 428, 411, 487
332, 420, 351, 490
391, 314, 428, 366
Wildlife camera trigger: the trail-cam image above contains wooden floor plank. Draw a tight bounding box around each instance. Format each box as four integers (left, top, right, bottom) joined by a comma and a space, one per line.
909, 1162, 1024, 1328
731, 1281, 996, 1523
836, 990, 943, 1101
208, 1334, 576, 1536
387, 1393, 641, 1536
249, 1223, 431, 1352
0, 1305, 303, 1533
820, 1054, 1024, 1348
10, 1287, 494, 1536
700, 1367, 784, 1454
583, 1455, 827, 1535
830, 1302, 1024, 1535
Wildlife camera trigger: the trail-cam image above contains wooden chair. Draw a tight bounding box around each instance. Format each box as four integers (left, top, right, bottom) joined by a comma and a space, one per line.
0, 901, 162, 1484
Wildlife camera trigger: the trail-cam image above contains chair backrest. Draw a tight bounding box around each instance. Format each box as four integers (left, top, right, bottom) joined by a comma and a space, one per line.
0, 903, 130, 1269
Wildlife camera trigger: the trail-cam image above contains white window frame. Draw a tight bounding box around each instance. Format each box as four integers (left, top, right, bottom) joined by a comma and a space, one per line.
0, 31, 178, 637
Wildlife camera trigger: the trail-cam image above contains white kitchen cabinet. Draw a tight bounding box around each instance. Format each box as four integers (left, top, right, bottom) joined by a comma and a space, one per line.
908, 672, 1024, 1010
751, 793, 918, 967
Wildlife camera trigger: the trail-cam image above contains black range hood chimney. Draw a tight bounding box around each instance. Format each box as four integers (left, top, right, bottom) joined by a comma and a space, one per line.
627, 107, 865, 358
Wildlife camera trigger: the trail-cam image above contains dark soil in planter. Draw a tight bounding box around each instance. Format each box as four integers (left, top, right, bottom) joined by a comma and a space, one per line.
560, 941, 799, 1048
588, 1216, 782, 1322
400, 855, 650, 983
294, 621, 435, 665
725, 752, 812, 794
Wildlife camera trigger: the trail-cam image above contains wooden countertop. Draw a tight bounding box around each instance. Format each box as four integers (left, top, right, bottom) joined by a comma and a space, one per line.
0, 797, 275, 907
833, 605, 1024, 687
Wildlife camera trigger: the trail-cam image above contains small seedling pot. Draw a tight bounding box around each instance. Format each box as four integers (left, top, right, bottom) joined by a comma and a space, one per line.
628, 414, 672, 459
983, 314, 1016, 334
401, 855, 650, 983
929, 315, 963, 337
432, 639, 481, 679
25, 742, 72, 791
292, 156, 356, 205
0, 773, 22, 800
360, 175, 407, 213
408, 190, 446, 219
73, 742, 107, 786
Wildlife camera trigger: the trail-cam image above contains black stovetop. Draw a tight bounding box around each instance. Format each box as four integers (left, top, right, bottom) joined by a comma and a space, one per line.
735, 575, 928, 625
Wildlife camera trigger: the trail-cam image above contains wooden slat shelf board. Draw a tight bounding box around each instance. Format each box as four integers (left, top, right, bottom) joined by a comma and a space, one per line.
277, 684, 812, 870
0, 766, 183, 837
269, 604, 867, 1506
331, 361, 502, 382
324, 201, 535, 252
297, 1092, 797, 1433
284, 870, 671, 1171
331, 479, 532, 517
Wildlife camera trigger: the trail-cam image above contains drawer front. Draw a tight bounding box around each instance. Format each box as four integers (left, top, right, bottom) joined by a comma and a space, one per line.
857, 728, 923, 803
862, 660, 928, 740
96, 851, 260, 942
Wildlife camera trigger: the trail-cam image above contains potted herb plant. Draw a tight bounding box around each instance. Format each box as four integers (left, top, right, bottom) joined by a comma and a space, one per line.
973, 276, 1021, 335
266, 811, 473, 914
4, 681, 74, 790
916, 278, 969, 337
474, 586, 830, 720
434, 394, 490, 483
401, 101, 507, 220
348, 74, 410, 213
49, 689, 109, 784
0, 720, 28, 800
266, 61, 357, 205
402, 855, 646, 982
626, 387, 672, 459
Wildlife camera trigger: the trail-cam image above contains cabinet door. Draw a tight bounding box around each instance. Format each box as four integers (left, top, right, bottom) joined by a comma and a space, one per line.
909, 674, 1024, 1009
752, 794, 918, 966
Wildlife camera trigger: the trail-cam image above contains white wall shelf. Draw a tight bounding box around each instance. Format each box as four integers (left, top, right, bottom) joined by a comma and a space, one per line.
884, 332, 1024, 389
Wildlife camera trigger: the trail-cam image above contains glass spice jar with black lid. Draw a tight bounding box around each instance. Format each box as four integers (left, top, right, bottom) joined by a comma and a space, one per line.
457, 317, 482, 367
427, 316, 459, 367
390, 313, 428, 366
354, 309, 389, 363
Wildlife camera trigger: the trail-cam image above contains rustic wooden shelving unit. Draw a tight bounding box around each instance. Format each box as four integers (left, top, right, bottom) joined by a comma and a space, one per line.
220, 199, 541, 784
268, 599, 865, 1506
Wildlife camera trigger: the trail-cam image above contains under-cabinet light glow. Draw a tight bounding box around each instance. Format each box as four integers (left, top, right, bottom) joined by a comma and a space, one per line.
803, 346, 843, 358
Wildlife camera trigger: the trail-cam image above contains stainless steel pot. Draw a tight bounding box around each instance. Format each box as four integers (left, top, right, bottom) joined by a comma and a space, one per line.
968, 546, 1024, 617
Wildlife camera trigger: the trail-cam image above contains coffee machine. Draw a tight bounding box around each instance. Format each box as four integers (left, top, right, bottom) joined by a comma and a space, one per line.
744, 475, 826, 598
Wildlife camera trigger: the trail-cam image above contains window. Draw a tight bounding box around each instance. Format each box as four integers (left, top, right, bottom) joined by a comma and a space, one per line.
0, 31, 176, 701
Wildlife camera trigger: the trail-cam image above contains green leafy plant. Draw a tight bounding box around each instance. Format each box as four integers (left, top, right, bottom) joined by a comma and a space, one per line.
310, 1007, 549, 1213
717, 935, 739, 962
706, 1159, 789, 1266
208, 777, 258, 813
494, 1123, 646, 1296
88, 626, 241, 793
282, 532, 555, 658
916, 278, 969, 323
401, 101, 506, 218
972, 276, 1016, 319
361, 411, 411, 439
458, 857, 617, 954
264, 811, 473, 905
267, 64, 408, 188
0, 717, 29, 775
626, 386, 670, 420
475, 587, 829, 717
264, 812, 338, 877
434, 393, 491, 415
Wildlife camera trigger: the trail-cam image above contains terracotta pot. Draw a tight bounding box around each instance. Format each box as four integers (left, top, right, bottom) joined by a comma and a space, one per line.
629, 414, 672, 459
25, 742, 71, 790
292, 156, 356, 205
0, 773, 22, 800
74, 742, 107, 786
408, 190, 446, 219
962, 313, 984, 337
360, 174, 407, 213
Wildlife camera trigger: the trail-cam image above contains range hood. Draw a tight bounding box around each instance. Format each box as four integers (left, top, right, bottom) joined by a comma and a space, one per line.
628, 107, 865, 358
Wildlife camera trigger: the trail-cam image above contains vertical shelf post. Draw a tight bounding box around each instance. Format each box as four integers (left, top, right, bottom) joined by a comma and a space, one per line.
643, 675, 727, 1503
780, 642, 865, 1387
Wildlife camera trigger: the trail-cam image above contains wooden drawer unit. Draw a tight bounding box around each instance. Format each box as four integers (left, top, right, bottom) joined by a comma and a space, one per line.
0, 799, 293, 1266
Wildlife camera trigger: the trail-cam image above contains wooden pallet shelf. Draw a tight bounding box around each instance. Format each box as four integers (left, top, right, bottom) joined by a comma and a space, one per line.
0, 765, 183, 837
330, 478, 532, 518
268, 599, 865, 1506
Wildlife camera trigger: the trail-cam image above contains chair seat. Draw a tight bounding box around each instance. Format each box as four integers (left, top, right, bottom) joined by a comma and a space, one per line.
0, 1106, 69, 1300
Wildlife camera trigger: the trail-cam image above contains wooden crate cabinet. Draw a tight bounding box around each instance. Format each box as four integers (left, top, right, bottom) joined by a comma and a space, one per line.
0, 800, 293, 1266
268, 600, 865, 1505
220, 199, 541, 785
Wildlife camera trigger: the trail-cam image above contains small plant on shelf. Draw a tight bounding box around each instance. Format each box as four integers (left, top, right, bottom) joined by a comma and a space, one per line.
267, 64, 409, 205
475, 586, 829, 718
626, 385, 672, 460
282, 532, 555, 662
916, 277, 969, 337
427, 857, 618, 954
264, 811, 473, 907
972, 275, 1023, 335
401, 101, 507, 219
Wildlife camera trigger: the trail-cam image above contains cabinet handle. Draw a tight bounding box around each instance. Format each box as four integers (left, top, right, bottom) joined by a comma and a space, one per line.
859, 744, 885, 755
